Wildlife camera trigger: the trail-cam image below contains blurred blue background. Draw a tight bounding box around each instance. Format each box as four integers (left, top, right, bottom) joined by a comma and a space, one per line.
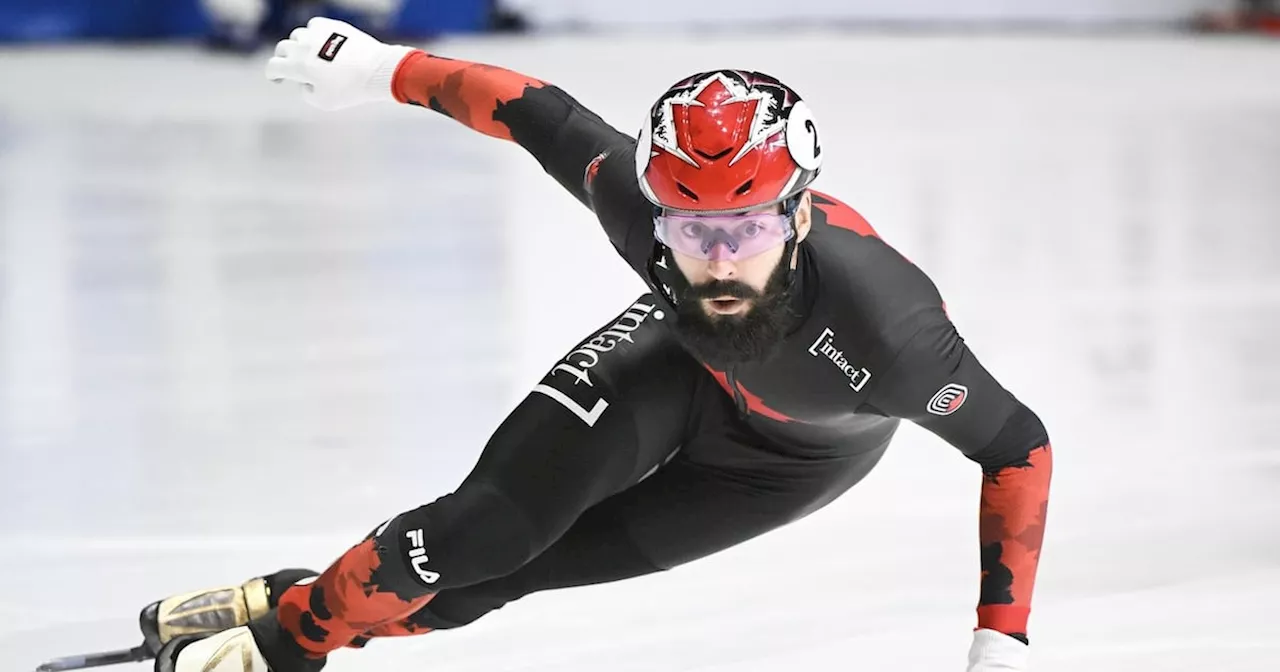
0, 0, 494, 43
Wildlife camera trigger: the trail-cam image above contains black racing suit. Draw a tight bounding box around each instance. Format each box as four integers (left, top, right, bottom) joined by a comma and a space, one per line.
259, 51, 1054, 669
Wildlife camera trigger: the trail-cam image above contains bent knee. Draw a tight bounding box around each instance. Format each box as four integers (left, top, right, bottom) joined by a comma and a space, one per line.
376, 484, 547, 593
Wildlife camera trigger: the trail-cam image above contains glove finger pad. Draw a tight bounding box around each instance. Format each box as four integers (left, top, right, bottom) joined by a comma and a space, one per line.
264, 57, 307, 83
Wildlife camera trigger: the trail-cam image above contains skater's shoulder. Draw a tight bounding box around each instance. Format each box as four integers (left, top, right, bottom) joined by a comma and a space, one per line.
801, 191, 949, 362
806, 191, 881, 241
806, 194, 940, 312
804, 191, 918, 282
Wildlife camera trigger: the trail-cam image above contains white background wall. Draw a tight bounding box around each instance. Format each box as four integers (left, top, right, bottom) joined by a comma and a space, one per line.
503, 0, 1238, 29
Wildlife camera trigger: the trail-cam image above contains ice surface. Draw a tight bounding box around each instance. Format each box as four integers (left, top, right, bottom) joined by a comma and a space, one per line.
1, 32, 1278, 671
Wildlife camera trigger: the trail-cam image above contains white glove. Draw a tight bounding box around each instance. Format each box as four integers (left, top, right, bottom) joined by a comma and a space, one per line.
966, 628, 1029, 671
157, 627, 269, 672
265, 16, 416, 111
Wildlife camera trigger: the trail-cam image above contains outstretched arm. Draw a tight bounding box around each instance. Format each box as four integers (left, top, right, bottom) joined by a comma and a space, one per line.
267, 17, 644, 222
869, 308, 1052, 647
390, 51, 637, 211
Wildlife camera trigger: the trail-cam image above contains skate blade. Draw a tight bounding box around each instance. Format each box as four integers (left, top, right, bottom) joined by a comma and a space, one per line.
35, 645, 152, 671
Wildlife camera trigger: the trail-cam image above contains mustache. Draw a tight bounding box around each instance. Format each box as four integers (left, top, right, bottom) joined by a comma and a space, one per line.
684, 280, 761, 301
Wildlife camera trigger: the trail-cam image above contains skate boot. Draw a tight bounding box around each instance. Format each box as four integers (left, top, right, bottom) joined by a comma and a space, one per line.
139, 569, 318, 655
155, 626, 271, 672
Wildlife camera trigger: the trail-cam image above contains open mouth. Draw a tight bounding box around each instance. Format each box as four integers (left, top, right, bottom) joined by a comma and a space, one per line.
705, 297, 749, 315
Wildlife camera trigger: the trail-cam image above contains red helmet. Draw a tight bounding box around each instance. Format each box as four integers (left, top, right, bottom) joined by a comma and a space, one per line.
636, 70, 823, 214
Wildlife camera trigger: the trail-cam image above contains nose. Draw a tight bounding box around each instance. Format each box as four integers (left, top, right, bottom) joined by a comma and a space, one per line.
706, 258, 737, 281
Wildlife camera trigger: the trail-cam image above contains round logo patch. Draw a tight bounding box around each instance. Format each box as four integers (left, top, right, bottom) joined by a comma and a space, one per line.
784, 100, 823, 172
927, 383, 968, 416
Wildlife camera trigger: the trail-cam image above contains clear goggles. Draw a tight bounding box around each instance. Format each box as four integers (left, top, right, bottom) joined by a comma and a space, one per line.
653, 210, 796, 261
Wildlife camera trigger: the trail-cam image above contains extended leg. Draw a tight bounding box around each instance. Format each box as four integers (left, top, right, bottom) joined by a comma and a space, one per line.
248, 296, 697, 669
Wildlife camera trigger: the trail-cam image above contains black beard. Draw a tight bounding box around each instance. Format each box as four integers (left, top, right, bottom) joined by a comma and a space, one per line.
669, 258, 798, 366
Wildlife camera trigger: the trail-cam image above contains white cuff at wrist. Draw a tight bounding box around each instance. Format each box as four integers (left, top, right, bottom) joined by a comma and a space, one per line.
968, 629, 1029, 671
367, 45, 418, 103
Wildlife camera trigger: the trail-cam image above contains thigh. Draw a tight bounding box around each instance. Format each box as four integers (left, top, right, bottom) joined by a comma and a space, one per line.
460, 294, 696, 523
418, 384, 893, 626
608, 384, 891, 571
374, 294, 700, 593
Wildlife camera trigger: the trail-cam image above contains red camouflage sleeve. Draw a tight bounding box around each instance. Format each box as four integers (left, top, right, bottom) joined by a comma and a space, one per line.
390, 51, 549, 142
977, 443, 1052, 640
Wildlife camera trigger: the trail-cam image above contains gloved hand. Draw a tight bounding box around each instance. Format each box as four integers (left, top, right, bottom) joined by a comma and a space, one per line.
265, 16, 417, 111
155, 627, 271, 672
966, 628, 1029, 671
